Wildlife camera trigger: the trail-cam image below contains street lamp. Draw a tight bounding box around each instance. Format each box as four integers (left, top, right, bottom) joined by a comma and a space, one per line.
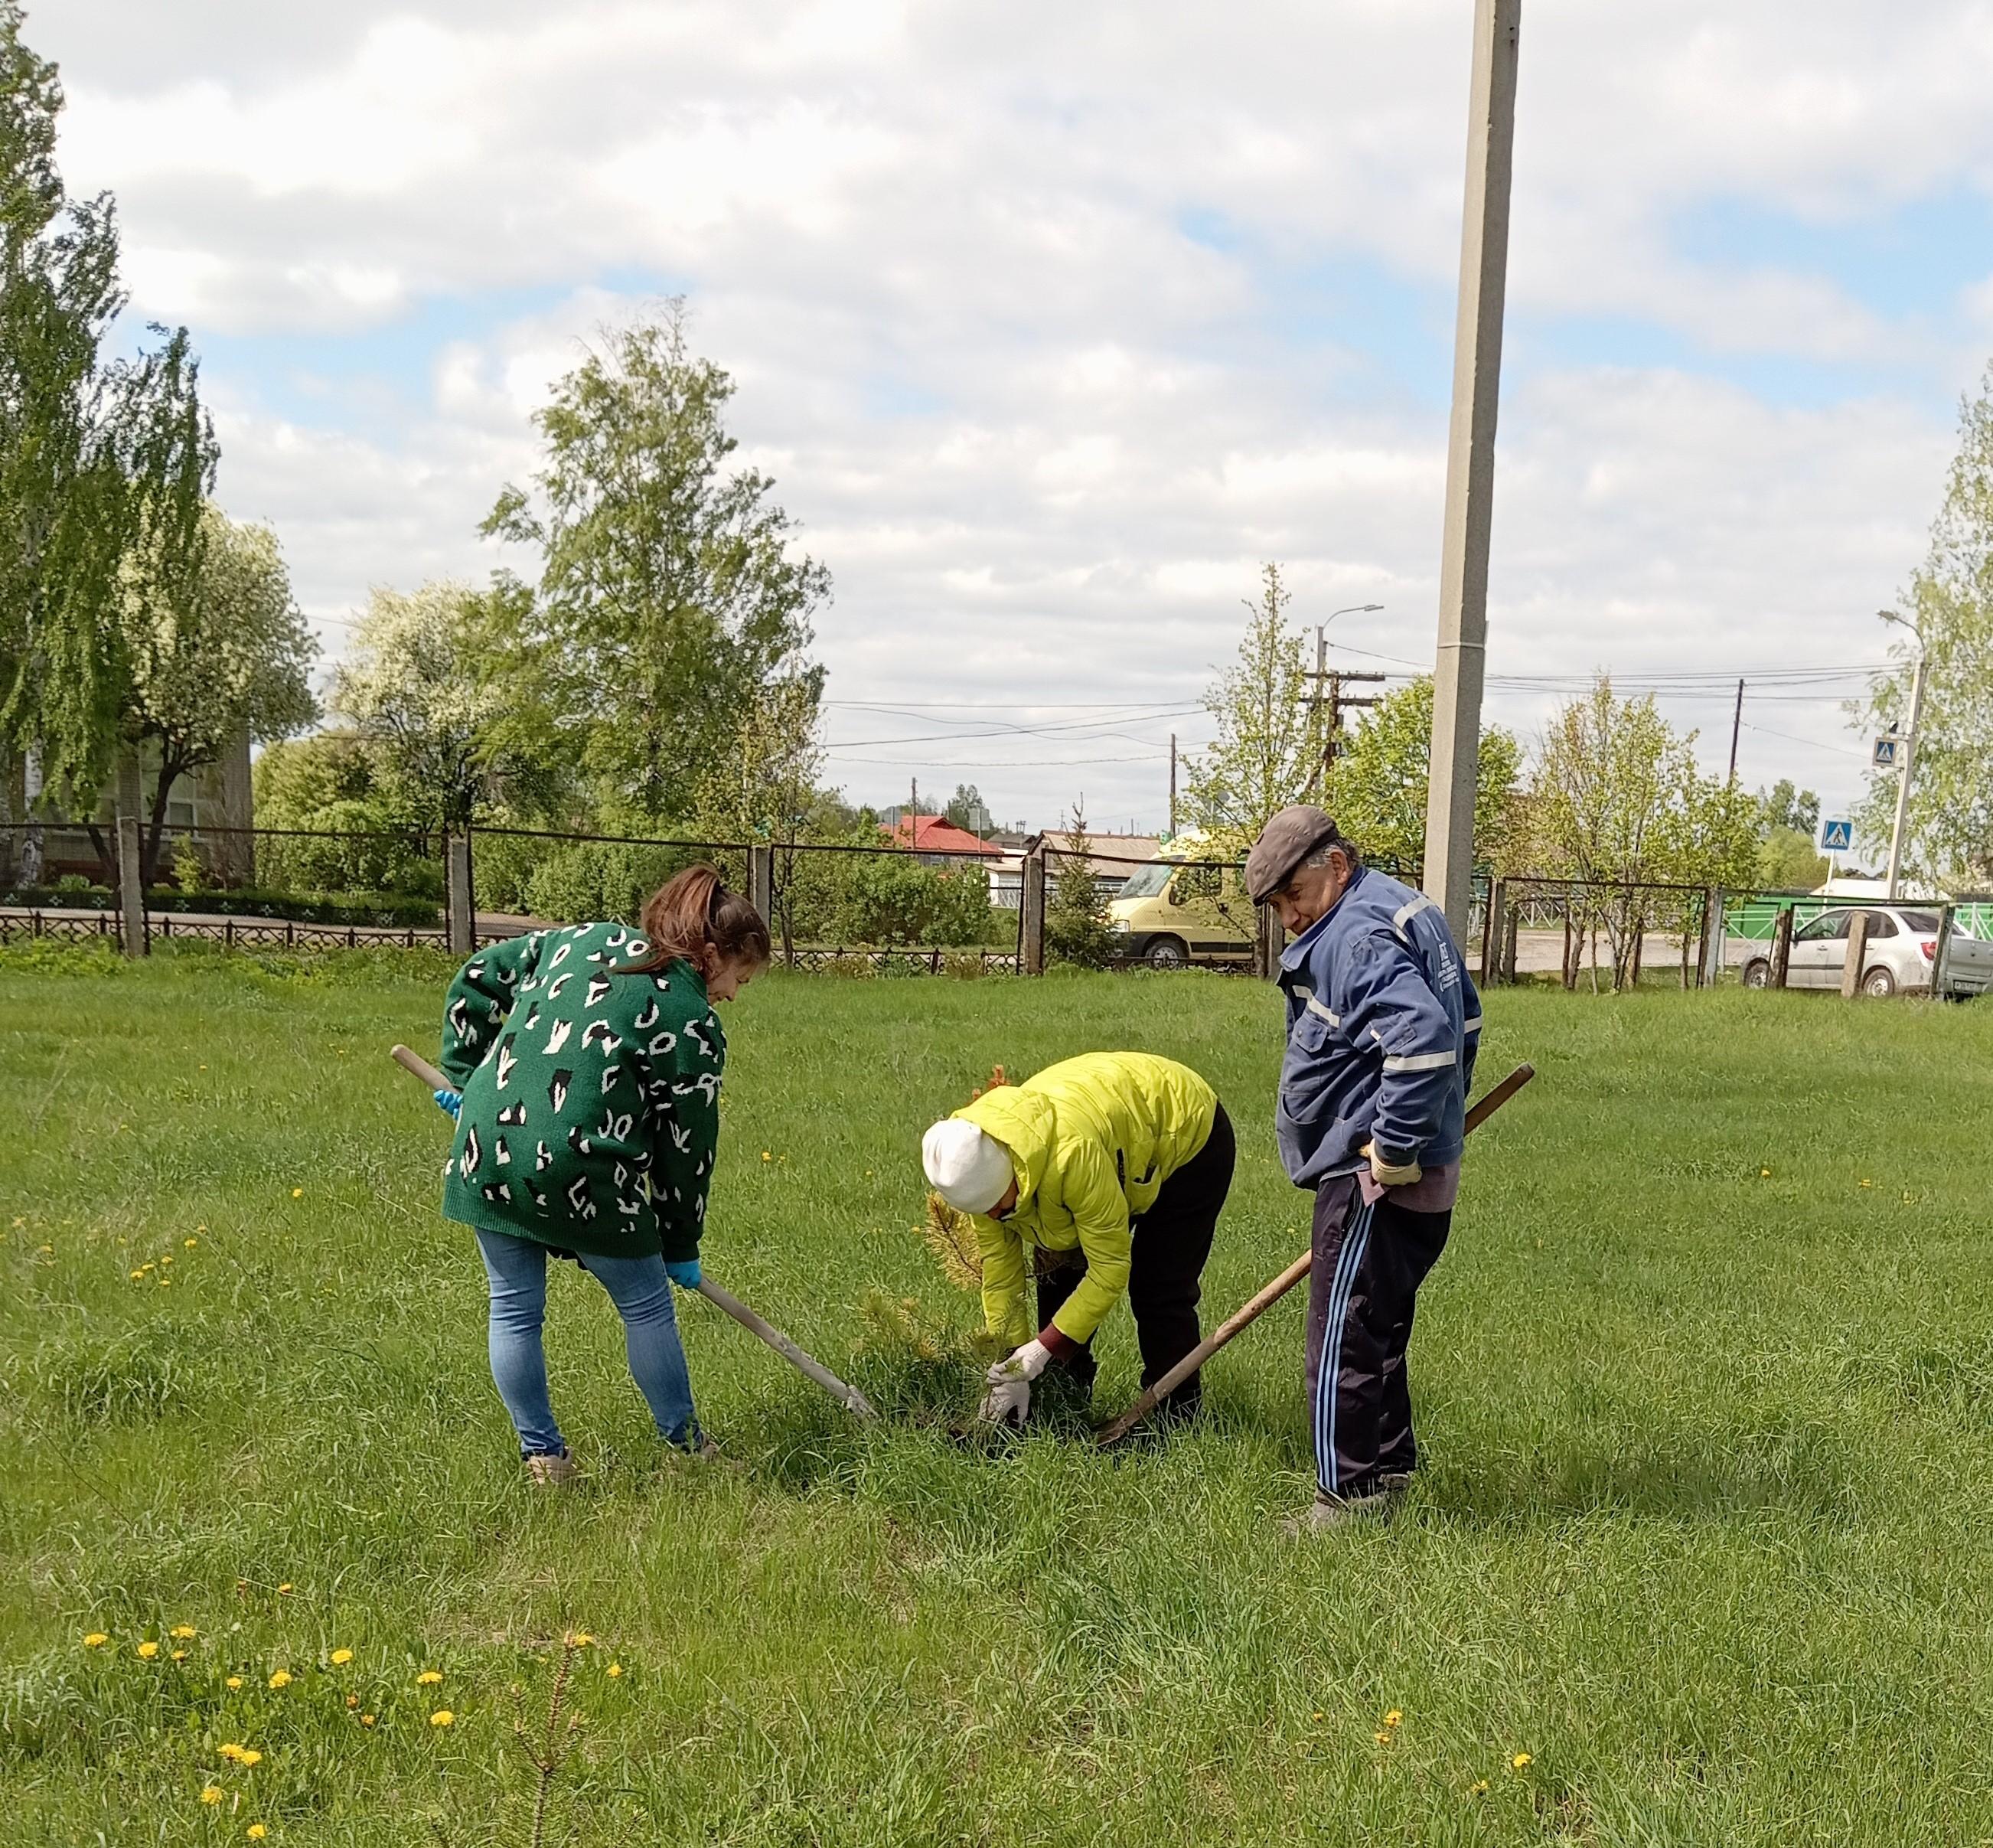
1877, 607, 1927, 902
1316, 603, 1384, 672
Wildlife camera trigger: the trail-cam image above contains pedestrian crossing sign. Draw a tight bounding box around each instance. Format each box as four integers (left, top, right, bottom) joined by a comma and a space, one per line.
1873, 736, 1901, 767
1819, 818, 1854, 852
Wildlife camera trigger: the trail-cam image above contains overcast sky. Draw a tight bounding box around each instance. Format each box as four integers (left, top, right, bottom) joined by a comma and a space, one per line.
41, 1, 1993, 833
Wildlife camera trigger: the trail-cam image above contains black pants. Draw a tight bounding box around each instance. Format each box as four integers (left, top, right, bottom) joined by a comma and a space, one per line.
1036, 1102, 1235, 1415
1305, 1176, 1451, 1499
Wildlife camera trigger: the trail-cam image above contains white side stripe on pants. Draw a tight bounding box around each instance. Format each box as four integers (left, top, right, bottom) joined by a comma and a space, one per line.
1314, 1195, 1375, 1497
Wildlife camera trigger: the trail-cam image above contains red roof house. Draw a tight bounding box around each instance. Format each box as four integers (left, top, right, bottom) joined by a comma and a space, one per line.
889, 815, 1003, 860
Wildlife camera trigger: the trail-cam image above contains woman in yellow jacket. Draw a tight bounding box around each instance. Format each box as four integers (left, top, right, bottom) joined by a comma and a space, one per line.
921, 1053, 1235, 1428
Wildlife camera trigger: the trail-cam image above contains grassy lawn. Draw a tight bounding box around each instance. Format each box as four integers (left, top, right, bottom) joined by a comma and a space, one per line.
5, 945, 1993, 1845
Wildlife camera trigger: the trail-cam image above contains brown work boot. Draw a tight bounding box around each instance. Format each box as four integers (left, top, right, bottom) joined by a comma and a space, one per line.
1280, 1487, 1396, 1536
524, 1448, 579, 1486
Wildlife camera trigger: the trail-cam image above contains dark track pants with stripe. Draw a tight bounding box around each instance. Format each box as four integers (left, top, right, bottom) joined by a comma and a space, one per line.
1305, 1176, 1452, 1500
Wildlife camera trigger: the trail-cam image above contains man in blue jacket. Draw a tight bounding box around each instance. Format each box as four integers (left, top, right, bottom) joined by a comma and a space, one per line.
1245, 805, 1481, 1531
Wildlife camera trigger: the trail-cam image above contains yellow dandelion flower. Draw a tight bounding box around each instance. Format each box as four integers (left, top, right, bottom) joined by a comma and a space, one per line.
345, 1694, 359, 1709
201, 1786, 224, 1805
185, 1237, 199, 1249
1512, 1752, 1532, 1769
291, 1188, 302, 1199
239, 1749, 262, 1768
566, 1632, 595, 1647
1384, 1709, 1403, 1726
761, 1151, 772, 1162
1373, 1730, 1390, 1744
83, 1633, 109, 1649
429, 1709, 455, 1727
218, 1743, 246, 1762
605, 1663, 622, 1679
1859, 1178, 1873, 1190
1759, 1167, 1772, 1177
158, 1277, 171, 1287
137, 1641, 161, 1660
360, 1713, 376, 1728
171, 1624, 196, 1640
329, 1648, 353, 1666
416, 1669, 442, 1686
161, 1253, 173, 1267
276, 1584, 292, 1595
130, 1268, 146, 1280
267, 1670, 292, 1690
37, 1242, 51, 1254
171, 1650, 188, 1663
226, 1676, 244, 1690
1310, 1709, 1324, 1721
1471, 1779, 1489, 1794
246, 1826, 268, 1840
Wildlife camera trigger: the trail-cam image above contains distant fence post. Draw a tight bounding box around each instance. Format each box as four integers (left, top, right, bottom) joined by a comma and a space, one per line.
1932, 903, 1956, 998
1770, 906, 1795, 990
1697, 887, 1725, 988
446, 834, 474, 956
1481, 877, 1505, 982
1501, 900, 1518, 984
116, 814, 146, 958
1256, 903, 1285, 980
1021, 849, 1046, 975
1841, 909, 1874, 998
748, 843, 774, 922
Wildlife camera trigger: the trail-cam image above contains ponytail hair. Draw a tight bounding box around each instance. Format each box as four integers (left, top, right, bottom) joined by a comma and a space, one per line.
624, 863, 771, 980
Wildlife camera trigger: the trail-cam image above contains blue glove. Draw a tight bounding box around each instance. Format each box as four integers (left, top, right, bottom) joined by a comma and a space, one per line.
664, 1258, 702, 1289
434, 1088, 462, 1119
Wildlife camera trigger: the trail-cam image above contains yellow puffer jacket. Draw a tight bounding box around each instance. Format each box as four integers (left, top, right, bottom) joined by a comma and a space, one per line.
955, 1052, 1218, 1349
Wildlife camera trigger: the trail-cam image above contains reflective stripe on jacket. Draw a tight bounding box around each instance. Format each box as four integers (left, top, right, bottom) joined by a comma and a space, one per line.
954, 1052, 1218, 1349
1276, 867, 1480, 1189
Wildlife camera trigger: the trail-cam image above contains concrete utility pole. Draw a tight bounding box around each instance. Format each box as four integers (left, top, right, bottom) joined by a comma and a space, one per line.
1884, 631, 1929, 902
1422, 0, 1522, 942
1168, 734, 1178, 837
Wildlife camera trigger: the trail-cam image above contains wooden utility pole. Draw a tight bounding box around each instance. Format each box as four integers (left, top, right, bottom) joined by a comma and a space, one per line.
1727, 677, 1745, 782
1422, 0, 1522, 941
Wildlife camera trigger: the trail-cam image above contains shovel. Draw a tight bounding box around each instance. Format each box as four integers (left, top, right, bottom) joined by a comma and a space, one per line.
390, 1043, 876, 1420
1096, 1062, 1535, 1446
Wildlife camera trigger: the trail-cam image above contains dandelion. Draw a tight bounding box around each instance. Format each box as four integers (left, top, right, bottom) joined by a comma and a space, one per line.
1511, 1752, 1532, 1770
1374, 1731, 1390, 1744
1310, 1709, 1324, 1722
226, 1676, 244, 1690
240, 1749, 262, 1768
201, 1786, 224, 1805
38, 1242, 51, 1254
130, 1268, 146, 1280
1471, 1779, 1490, 1795
83, 1633, 108, 1649
267, 1669, 292, 1689
246, 1826, 268, 1840
171, 1624, 196, 1640
1859, 1178, 1873, 1190
605, 1663, 622, 1679
346, 1694, 359, 1709
161, 1254, 173, 1267
185, 1237, 199, 1249
1759, 1167, 1772, 1177
566, 1632, 595, 1647
1384, 1709, 1403, 1726
172, 1650, 188, 1663
761, 1151, 772, 1163
137, 1641, 161, 1660
429, 1709, 455, 1728
329, 1648, 354, 1666
291, 1188, 302, 1199
360, 1714, 376, 1728
416, 1670, 442, 1686
218, 1743, 246, 1762
276, 1584, 292, 1595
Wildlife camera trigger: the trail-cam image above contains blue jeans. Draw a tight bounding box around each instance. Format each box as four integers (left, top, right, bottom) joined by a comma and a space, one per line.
474, 1229, 698, 1455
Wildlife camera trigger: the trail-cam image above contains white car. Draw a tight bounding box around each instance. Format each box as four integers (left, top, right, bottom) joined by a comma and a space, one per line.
1741, 905, 1993, 997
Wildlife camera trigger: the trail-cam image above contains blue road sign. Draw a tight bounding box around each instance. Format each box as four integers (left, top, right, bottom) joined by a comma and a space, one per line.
1820, 818, 1854, 852
1873, 736, 1901, 767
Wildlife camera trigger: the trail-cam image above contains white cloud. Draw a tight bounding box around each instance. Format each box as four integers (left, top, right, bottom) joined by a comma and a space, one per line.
34, 0, 1991, 825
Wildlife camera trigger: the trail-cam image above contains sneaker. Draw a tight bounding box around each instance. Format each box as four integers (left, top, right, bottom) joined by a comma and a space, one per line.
524, 1448, 578, 1486
1281, 1488, 1394, 1536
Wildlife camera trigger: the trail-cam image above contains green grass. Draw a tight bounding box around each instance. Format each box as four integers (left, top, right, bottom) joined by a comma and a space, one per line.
5, 946, 1993, 1844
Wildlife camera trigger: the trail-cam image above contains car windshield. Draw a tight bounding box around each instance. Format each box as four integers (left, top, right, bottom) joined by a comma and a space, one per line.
1900, 909, 1942, 932
1117, 861, 1176, 900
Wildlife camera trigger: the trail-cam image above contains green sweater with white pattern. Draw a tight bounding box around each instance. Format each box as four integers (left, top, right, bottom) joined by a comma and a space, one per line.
437, 923, 726, 1261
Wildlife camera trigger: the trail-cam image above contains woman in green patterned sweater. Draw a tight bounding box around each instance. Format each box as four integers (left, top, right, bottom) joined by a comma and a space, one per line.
433, 864, 770, 1481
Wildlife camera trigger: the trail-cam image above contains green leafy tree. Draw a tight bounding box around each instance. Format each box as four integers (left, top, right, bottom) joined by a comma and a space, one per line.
250, 732, 436, 897
1758, 826, 1828, 892
1853, 364, 1993, 886
1323, 675, 1521, 873
328, 581, 523, 833
1181, 563, 1329, 854
942, 783, 987, 834
0, 3, 214, 824
1757, 779, 1819, 840
117, 504, 318, 883
484, 303, 829, 823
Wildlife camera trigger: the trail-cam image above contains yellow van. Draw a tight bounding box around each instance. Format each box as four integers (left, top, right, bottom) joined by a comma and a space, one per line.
1107, 857, 1256, 967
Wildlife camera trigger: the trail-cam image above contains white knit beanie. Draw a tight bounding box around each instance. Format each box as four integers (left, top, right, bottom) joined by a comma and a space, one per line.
921, 1119, 1015, 1215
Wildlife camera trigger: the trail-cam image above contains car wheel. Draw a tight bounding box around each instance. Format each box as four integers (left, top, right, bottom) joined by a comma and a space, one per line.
1863, 965, 1897, 997
1742, 958, 1770, 989
1145, 935, 1189, 969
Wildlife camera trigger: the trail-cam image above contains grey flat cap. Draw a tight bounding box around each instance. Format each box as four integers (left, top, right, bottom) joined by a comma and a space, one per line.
1245, 805, 1342, 903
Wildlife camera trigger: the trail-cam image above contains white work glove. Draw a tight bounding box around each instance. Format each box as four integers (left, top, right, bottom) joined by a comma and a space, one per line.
1363, 1142, 1422, 1189
977, 1337, 1053, 1426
